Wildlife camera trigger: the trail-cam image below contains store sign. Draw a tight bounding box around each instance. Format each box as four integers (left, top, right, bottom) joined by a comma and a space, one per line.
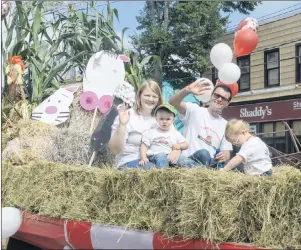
222, 98, 301, 123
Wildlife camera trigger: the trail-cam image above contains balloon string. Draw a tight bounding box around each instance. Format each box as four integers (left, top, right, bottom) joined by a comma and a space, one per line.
232, 52, 237, 62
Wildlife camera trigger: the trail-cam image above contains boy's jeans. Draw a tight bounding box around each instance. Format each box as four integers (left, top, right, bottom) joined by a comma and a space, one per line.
118, 159, 154, 169
187, 149, 245, 172
149, 153, 198, 168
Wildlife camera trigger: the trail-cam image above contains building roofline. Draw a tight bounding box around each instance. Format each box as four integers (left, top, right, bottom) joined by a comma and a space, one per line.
225, 11, 301, 35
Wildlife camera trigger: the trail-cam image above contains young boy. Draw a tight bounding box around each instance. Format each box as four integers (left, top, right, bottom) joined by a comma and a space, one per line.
139, 103, 195, 168
220, 119, 272, 176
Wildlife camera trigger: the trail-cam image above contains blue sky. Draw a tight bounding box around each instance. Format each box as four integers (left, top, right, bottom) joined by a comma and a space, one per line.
98, 1, 300, 49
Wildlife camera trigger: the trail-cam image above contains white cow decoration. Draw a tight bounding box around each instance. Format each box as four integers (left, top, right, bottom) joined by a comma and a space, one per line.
31, 86, 78, 126
80, 51, 130, 114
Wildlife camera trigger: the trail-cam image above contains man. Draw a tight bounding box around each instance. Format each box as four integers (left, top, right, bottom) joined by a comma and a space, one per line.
169, 78, 233, 167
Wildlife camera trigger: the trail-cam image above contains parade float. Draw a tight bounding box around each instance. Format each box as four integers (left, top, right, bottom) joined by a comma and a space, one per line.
2, 17, 301, 250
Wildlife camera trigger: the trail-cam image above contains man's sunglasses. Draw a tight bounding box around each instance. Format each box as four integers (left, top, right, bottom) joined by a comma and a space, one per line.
212, 93, 230, 103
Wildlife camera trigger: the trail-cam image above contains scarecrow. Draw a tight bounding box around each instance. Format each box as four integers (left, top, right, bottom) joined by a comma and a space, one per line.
5, 56, 26, 101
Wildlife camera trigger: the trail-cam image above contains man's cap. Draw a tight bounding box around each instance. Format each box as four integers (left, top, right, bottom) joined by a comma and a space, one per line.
155, 103, 177, 116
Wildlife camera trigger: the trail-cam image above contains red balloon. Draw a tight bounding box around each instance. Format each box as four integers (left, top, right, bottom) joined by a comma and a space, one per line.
229, 83, 239, 97
236, 20, 248, 32
234, 29, 258, 57
216, 80, 239, 97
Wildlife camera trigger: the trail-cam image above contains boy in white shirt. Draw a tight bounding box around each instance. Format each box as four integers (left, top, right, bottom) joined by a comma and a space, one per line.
139, 103, 197, 168
220, 119, 272, 176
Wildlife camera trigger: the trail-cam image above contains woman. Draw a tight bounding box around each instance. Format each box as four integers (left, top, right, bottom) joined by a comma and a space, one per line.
109, 80, 180, 169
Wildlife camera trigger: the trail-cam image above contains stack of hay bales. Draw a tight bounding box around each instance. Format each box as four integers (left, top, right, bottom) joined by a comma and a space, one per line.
3, 121, 114, 167
2, 84, 115, 166
2, 161, 301, 249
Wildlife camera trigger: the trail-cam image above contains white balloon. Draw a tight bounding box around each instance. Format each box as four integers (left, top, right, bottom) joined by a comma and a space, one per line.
194, 78, 215, 103
210, 43, 233, 70
1, 207, 22, 239
218, 63, 241, 84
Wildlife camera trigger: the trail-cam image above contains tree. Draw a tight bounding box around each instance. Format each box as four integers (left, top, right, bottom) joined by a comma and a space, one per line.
131, 1, 260, 87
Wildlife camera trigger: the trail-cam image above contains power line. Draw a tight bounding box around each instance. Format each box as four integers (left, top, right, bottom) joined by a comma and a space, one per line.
123, 29, 301, 53
226, 3, 301, 30
160, 39, 301, 68
258, 7, 301, 23
163, 55, 300, 70
227, 7, 301, 33
165, 53, 300, 82
122, 10, 301, 50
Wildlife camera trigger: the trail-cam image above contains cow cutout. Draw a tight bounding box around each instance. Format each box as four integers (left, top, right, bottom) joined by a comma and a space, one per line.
31, 86, 79, 126
81, 51, 130, 114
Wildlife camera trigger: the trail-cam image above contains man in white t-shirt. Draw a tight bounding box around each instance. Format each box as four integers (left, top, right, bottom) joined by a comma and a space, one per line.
169, 79, 233, 167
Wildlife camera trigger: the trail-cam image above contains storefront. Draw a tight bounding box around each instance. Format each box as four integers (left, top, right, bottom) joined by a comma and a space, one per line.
222, 98, 301, 154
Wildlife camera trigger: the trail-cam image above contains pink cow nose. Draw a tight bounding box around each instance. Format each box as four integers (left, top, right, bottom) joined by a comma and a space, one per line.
104, 101, 111, 108
45, 106, 57, 114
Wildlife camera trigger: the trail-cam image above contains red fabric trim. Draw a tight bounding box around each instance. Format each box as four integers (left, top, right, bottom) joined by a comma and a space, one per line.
13, 211, 67, 249
66, 220, 93, 249
12, 212, 264, 250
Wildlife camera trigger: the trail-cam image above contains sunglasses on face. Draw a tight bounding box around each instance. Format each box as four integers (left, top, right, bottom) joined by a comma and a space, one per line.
212, 92, 230, 103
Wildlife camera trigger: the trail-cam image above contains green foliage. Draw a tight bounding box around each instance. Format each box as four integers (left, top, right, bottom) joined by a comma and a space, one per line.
125, 51, 162, 91
2, 0, 161, 105
131, 1, 260, 88
2, 1, 123, 103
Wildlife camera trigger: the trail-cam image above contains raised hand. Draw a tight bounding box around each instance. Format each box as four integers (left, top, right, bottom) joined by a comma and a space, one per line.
118, 103, 130, 125
185, 79, 212, 96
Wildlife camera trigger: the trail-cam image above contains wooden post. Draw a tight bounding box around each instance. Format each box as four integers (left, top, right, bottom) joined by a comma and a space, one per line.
88, 151, 96, 167
89, 108, 98, 134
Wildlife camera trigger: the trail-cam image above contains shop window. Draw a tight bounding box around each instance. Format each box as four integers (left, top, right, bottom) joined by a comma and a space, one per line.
293, 120, 301, 135
275, 122, 285, 137
249, 124, 257, 135
263, 123, 273, 137
237, 55, 250, 91
264, 49, 280, 87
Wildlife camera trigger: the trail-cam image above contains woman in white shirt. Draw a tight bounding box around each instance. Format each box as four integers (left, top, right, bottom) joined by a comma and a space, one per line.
109, 80, 182, 169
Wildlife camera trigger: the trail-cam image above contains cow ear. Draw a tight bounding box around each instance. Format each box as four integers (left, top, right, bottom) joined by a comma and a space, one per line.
95, 51, 104, 60
119, 55, 130, 62
65, 86, 79, 94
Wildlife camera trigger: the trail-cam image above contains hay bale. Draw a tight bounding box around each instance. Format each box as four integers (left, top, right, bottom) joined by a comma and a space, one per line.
2, 120, 57, 163
177, 167, 301, 248
2, 119, 114, 167
50, 128, 114, 166
68, 84, 102, 133
2, 161, 301, 249
2, 138, 23, 163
